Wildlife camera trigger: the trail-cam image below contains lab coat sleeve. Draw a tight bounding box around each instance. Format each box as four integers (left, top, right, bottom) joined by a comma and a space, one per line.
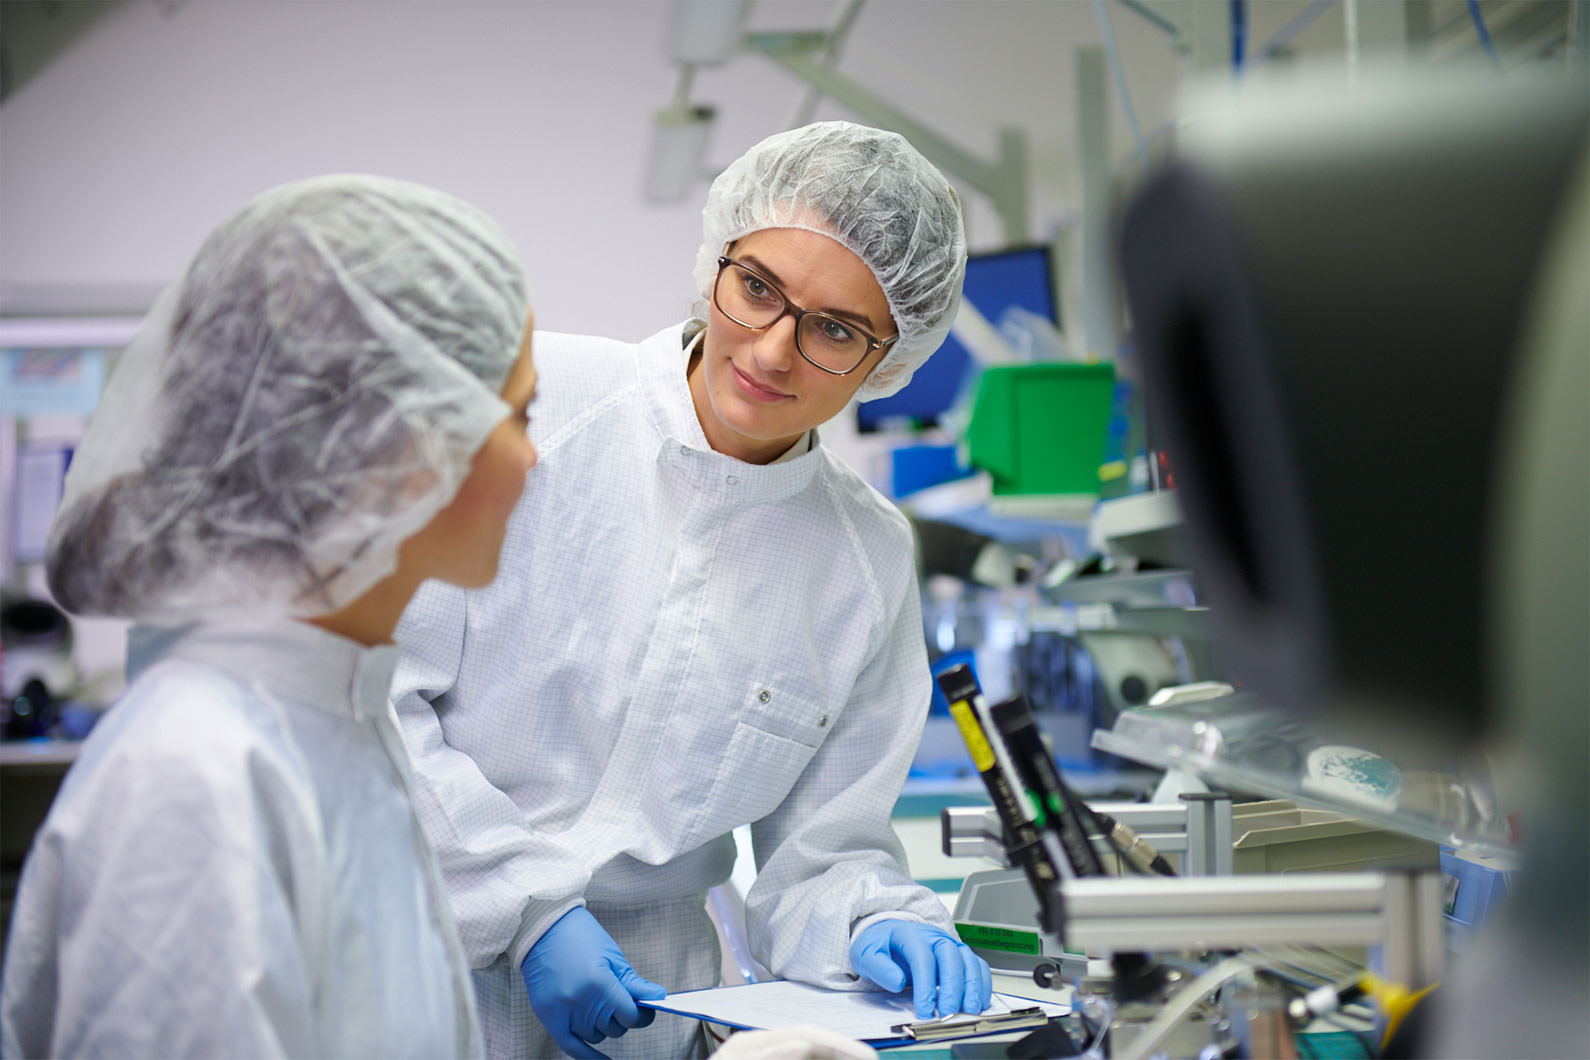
390, 580, 584, 971
743, 574, 953, 988
0, 723, 319, 1058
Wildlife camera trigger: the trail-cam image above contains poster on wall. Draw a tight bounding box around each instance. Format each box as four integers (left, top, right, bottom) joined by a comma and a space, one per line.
0, 349, 106, 418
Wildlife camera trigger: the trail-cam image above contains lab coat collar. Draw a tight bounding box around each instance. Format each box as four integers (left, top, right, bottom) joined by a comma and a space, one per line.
127, 617, 400, 724
637, 321, 823, 505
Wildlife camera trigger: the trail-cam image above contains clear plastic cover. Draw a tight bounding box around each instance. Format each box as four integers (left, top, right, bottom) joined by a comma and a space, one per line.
1093, 692, 1512, 855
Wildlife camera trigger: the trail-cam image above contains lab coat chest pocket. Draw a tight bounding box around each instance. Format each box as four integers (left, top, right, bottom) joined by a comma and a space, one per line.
686, 683, 832, 845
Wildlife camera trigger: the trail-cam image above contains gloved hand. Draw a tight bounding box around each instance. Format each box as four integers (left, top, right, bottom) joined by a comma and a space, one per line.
848, 920, 993, 1020
714, 1026, 878, 1060
520, 906, 667, 1059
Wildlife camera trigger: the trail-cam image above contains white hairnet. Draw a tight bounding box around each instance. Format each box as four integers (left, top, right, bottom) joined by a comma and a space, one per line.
47, 174, 528, 620
692, 121, 967, 401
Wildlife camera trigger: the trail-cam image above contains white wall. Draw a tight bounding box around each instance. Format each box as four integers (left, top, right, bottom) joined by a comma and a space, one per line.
0, 1, 1206, 333
0, 0, 1347, 688
1, 0, 1363, 327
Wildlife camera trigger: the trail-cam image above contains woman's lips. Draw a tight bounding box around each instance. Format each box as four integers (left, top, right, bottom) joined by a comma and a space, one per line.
732, 364, 792, 403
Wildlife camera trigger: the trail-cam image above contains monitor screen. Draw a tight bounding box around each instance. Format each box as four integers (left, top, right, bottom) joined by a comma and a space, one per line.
857, 244, 1059, 432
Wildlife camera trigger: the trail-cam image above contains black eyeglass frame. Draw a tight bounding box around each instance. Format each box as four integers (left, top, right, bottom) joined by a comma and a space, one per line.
713, 255, 898, 376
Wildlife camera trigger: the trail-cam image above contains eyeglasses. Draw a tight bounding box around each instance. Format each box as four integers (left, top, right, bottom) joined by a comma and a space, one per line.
713, 256, 897, 375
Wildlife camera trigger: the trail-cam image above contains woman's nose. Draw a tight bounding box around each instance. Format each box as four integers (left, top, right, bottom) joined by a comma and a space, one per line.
752, 314, 799, 373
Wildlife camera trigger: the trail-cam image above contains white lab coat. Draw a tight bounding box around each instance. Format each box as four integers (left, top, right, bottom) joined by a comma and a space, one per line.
0, 618, 481, 1059
391, 323, 952, 1059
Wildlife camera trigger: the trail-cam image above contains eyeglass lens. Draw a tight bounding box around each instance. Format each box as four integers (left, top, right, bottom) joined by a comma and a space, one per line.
716, 262, 872, 373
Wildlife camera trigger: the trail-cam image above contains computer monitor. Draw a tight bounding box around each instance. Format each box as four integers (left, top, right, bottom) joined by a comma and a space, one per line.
857, 244, 1059, 432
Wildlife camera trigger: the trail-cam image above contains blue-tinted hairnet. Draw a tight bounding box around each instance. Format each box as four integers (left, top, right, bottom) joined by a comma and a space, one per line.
47, 174, 528, 619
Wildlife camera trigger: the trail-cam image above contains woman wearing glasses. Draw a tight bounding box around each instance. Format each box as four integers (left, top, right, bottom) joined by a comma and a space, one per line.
391, 122, 987, 1060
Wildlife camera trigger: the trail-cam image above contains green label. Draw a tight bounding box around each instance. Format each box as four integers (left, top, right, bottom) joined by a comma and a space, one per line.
954, 922, 1043, 955
1025, 791, 1048, 826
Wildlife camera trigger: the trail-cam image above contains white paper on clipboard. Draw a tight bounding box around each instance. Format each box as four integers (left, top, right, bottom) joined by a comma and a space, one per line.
639, 980, 1069, 1046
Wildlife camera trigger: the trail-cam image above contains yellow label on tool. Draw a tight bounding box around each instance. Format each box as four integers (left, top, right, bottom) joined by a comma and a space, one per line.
948, 700, 997, 772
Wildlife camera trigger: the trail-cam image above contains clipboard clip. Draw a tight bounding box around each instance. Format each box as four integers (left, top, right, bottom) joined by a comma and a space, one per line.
891, 1006, 1050, 1042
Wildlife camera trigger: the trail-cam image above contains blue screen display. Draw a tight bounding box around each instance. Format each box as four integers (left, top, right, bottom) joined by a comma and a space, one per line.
857, 244, 1058, 432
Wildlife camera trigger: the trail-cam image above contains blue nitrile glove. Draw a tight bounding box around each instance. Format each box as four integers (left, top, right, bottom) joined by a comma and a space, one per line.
849, 920, 993, 1020
520, 907, 667, 1060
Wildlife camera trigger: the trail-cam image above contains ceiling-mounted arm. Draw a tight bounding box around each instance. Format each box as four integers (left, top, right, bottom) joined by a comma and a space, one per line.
787, 0, 865, 128
1116, 0, 1234, 69
744, 31, 1030, 244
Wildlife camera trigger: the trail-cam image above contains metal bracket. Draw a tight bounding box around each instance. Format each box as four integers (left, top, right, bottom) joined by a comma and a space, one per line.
1062, 870, 1445, 989
742, 31, 1030, 244
942, 797, 1236, 875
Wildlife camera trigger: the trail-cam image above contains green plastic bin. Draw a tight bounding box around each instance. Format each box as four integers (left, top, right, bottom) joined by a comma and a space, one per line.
965, 362, 1117, 497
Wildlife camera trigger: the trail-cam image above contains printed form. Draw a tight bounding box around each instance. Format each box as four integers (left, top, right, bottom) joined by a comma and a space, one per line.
641, 981, 1070, 1045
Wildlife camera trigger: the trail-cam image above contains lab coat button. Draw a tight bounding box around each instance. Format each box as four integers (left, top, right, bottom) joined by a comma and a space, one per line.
818, 714, 829, 727
758, 690, 771, 703
726, 474, 739, 485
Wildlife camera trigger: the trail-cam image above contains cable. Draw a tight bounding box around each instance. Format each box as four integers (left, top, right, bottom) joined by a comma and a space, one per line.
1087, 806, 1178, 876
1116, 954, 1258, 1060
1091, 0, 1154, 179
1117, 950, 1389, 1060
1248, 943, 1363, 984
1252, 961, 1336, 993
1467, 0, 1502, 63
1288, 978, 1366, 1024
1253, 0, 1337, 66
1230, 0, 1247, 72
1074, 993, 1113, 1059
1285, 970, 1441, 1055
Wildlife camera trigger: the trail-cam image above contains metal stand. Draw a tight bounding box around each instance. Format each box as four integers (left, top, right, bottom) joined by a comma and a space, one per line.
1179, 792, 1234, 876
943, 795, 1236, 876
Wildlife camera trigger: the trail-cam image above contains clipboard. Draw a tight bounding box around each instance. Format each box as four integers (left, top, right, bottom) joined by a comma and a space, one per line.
890, 1007, 1050, 1043
638, 980, 1069, 1049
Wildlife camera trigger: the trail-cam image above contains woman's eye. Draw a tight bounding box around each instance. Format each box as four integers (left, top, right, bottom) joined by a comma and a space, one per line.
735, 269, 781, 303
820, 319, 857, 344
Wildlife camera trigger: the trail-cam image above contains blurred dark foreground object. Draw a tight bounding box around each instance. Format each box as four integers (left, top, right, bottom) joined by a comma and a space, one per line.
1119, 67, 1587, 1059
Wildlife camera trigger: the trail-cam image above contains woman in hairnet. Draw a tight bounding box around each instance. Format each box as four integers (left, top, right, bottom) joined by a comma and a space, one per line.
0, 174, 540, 1058
390, 121, 990, 1060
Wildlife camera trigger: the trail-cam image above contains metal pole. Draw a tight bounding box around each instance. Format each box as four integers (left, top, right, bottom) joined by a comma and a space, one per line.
1076, 47, 1116, 360
1181, 791, 1234, 875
